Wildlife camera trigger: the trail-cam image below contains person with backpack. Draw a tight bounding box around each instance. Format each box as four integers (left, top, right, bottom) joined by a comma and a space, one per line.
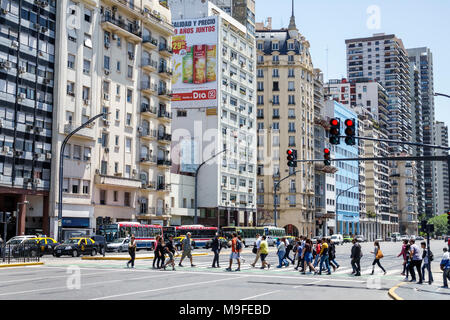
350, 238, 362, 276
421, 241, 433, 283
250, 233, 262, 268
371, 240, 386, 275
301, 239, 317, 274
226, 232, 241, 271
440, 247, 450, 288
409, 239, 423, 284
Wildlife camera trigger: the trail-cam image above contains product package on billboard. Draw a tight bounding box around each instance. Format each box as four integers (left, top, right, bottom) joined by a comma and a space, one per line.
180, 45, 216, 85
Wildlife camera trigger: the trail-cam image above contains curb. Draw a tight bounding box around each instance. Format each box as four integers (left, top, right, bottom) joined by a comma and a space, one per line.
388, 281, 406, 300
82, 252, 210, 261
0, 262, 44, 268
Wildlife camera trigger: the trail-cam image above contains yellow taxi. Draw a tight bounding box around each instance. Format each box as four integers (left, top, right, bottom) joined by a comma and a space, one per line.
26, 237, 59, 256
54, 237, 98, 257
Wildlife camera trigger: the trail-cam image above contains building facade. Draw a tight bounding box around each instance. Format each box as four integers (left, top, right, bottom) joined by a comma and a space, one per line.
434, 121, 449, 215
50, 0, 173, 239
0, 0, 56, 238
168, 0, 257, 228
209, 0, 255, 36
407, 47, 435, 217
255, 10, 316, 237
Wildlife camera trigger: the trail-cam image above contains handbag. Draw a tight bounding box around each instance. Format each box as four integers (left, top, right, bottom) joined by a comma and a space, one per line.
252, 245, 257, 254
376, 249, 384, 259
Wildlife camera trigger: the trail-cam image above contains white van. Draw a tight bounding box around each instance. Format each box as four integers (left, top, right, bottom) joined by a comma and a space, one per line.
330, 234, 343, 245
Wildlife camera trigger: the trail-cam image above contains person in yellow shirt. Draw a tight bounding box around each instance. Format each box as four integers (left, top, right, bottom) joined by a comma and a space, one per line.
259, 235, 271, 270
318, 238, 331, 275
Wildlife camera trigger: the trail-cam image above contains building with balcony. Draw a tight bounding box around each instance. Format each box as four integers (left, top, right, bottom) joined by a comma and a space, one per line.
0, 0, 56, 238
254, 5, 316, 237
49, 0, 173, 239
345, 34, 412, 156
434, 121, 449, 215
407, 47, 435, 217
209, 0, 255, 36
168, 0, 257, 228
390, 155, 418, 235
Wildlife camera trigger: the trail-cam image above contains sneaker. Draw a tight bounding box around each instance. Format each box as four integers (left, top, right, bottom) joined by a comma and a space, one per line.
371, 270, 374, 275
403, 277, 409, 281
294, 267, 298, 270
267, 264, 271, 269
191, 264, 196, 267
355, 273, 361, 276
441, 285, 448, 288
178, 263, 183, 267
163, 265, 166, 270
417, 281, 423, 284
260, 266, 265, 269
409, 279, 416, 282
384, 271, 387, 275
250, 263, 255, 268
172, 267, 176, 271
301, 272, 306, 275
327, 272, 331, 275
336, 265, 340, 270
235, 268, 240, 271
401, 273, 405, 276
225, 267, 232, 271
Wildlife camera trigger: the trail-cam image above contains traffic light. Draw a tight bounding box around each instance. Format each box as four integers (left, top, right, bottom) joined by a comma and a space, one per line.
323, 148, 331, 166
421, 220, 427, 232
344, 118, 356, 146
329, 118, 340, 145
287, 149, 297, 167
447, 211, 450, 234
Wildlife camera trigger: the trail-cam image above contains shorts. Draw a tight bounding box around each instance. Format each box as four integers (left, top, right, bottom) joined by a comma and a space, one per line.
260, 253, 268, 262
230, 252, 239, 260
304, 253, 313, 264
181, 250, 192, 259
166, 252, 174, 261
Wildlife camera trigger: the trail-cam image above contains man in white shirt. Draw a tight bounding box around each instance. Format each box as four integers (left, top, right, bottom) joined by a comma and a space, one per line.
251, 234, 262, 268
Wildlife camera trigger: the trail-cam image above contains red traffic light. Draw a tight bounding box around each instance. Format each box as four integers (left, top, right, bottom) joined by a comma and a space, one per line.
330, 119, 339, 126
345, 119, 354, 127
324, 148, 330, 154
287, 149, 293, 155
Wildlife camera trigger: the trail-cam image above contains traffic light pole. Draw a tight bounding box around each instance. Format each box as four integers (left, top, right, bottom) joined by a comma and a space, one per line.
2, 212, 6, 262
273, 169, 302, 227
338, 135, 450, 151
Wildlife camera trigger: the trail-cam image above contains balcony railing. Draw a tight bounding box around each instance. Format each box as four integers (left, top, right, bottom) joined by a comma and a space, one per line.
142, 58, 158, 69
142, 36, 158, 46
158, 44, 173, 54
158, 133, 172, 142
141, 104, 157, 115
158, 110, 172, 119
141, 82, 158, 92
157, 159, 172, 166
101, 16, 141, 38
139, 154, 157, 163
158, 66, 173, 76
158, 88, 172, 97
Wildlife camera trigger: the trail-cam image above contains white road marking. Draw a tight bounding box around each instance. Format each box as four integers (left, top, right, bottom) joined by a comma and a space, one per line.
241, 290, 281, 300
293, 279, 324, 288
91, 275, 250, 300
0, 274, 173, 297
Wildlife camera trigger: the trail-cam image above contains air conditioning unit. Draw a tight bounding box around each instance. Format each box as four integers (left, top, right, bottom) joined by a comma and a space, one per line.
46, 152, 51, 160
3, 146, 10, 153
0, 61, 10, 69
0, 8, 8, 14
103, 93, 109, 100
43, 78, 50, 84
33, 178, 41, 184
128, 52, 135, 60
104, 42, 110, 49
137, 126, 143, 133
34, 127, 42, 133
103, 120, 110, 127
83, 99, 90, 105
95, 169, 100, 175
12, 40, 19, 48
15, 150, 23, 157
40, 26, 48, 33
112, 34, 117, 40
104, 70, 110, 75
132, 169, 137, 175
26, 124, 34, 131
104, 147, 109, 153
18, 66, 26, 74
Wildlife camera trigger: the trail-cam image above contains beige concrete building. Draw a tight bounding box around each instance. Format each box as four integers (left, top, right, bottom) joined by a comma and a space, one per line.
255, 10, 315, 236
50, 0, 174, 239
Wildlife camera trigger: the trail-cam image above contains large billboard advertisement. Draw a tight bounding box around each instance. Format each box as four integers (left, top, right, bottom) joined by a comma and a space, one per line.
171, 17, 218, 109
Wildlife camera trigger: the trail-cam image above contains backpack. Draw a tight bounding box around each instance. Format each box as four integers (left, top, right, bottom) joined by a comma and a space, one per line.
235, 239, 242, 251
428, 250, 434, 262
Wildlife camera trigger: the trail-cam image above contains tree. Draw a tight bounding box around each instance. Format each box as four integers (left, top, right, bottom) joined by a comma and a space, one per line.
427, 214, 447, 236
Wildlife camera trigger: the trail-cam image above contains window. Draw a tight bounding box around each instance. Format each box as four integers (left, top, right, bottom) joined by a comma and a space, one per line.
82, 181, 90, 194
127, 65, 133, 78
101, 161, 107, 175
73, 145, 81, 160
127, 89, 132, 103
101, 132, 109, 147
83, 59, 91, 74
288, 68, 295, 77
125, 165, 131, 178
272, 69, 279, 77
272, 42, 279, 50
115, 135, 119, 146
84, 147, 91, 161
104, 56, 110, 70
126, 113, 132, 126
124, 192, 130, 207
66, 82, 75, 96
113, 191, 118, 202
84, 8, 92, 23
72, 179, 79, 194
125, 138, 132, 153
63, 178, 69, 192
82, 86, 90, 100
84, 33, 92, 48
63, 144, 71, 159
67, 54, 75, 69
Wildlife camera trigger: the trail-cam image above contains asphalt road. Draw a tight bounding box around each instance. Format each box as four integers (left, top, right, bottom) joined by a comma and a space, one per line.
0, 240, 448, 300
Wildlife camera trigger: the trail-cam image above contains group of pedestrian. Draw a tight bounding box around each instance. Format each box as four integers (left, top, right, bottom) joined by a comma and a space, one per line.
126, 232, 196, 270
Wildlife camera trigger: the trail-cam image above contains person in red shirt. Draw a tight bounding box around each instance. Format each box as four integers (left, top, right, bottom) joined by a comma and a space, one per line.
226, 232, 241, 271
313, 240, 322, 268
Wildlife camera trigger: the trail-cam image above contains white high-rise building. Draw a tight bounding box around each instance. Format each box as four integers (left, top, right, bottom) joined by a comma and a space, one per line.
434, 121, 449, 215
168, 0, 257, 227
50, 0, 174, 239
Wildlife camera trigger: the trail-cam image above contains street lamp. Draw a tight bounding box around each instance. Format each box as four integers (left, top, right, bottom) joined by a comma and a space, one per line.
194, 148, 228, 225
57, 113, 107, 243
15, 201, 29, 236
434, 92, 450, 99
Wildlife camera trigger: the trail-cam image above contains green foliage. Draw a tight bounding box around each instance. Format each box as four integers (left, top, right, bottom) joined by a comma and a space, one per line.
427, 214, 447, 236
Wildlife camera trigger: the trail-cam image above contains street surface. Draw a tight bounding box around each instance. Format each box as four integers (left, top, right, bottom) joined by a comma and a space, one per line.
1, 240, 449, 300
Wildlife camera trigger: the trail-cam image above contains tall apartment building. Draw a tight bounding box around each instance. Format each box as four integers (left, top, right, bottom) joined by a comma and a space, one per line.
168, 0, 257, 227
209, 0, 255, 36
326, 79, 393, 240
313, 69, 337, 236
50, 0, 173, 239
407, 47, 435, 217
408, 61, 425, 217
0, 0, 56, 237
327, 101, 360, 235
434, 121, 449, 215
390, 155, 418, 235
255, 8, 316, 237
345, 34, 412, 155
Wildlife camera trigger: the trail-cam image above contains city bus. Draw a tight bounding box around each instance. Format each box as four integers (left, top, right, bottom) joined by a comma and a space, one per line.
97, 222, 162, 250
173, 225, 218, 248
162, 226, 176, 241
221, 226, 265, 247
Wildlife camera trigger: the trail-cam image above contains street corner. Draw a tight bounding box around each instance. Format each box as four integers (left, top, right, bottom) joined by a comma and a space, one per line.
0, 262, 44, 268
389, 281, 450, 300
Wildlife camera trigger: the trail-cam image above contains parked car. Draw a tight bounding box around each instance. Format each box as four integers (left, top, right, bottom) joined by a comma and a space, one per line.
343, 235, 353, 243
385, 236, 392, 242
400, 235, 409, 241
23, 237, 59, 257
54, 237, 98, 257
409, 235, 416, 241
416, 236, 424, 241
91, 235, 107, 255
445, 235, 449, 243
330, 234, 344, 245
355, 235, 366, 243
6, 235, 37, 246
106, 237, 130, 253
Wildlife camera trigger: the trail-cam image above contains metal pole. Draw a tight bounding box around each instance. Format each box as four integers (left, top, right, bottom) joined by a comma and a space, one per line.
274, 181, 278, 227
58, 113, 106, 243
338, 135, 450, 151
427, 230, 432, 285
2, 212, 6, 262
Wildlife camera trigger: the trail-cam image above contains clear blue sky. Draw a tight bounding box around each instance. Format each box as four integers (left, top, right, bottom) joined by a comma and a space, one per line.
255, 0, 450, 131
